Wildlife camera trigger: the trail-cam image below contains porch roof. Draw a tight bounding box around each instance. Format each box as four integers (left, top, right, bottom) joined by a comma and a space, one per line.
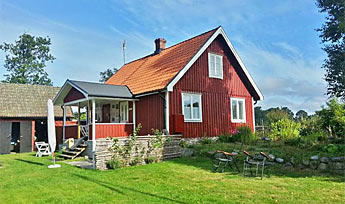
54, 80, 134, 105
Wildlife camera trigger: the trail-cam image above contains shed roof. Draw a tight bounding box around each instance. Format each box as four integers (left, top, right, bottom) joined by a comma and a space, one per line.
0, 83, 73, 118
53, 80, 134, 105
69, 80, 133, 98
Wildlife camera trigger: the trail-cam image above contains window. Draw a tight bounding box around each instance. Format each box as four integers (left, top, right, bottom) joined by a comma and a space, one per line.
231, 98, 246, 123
208, 53, 223, 79
182, 93, 202, 122
119, 101, 128, 123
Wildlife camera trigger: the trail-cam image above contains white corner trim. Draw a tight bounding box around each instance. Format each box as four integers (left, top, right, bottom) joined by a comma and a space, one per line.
166, 27, 263, 101
165, 91, 170, 132
252, 97, 256, 132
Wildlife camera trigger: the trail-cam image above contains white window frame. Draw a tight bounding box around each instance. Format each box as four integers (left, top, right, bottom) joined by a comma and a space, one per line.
119, 101, 129, 123
208, 52, 223, 79
231, 97, 246, 123
182, 92, 202, 122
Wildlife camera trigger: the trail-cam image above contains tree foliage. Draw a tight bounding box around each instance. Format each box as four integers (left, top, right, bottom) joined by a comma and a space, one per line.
265, 108, 291, 124
316, 0, 345, 100
99, 67, 118, 82
0, 33, 55, 85
295, 110, 308, 121
316, 98, 345, 138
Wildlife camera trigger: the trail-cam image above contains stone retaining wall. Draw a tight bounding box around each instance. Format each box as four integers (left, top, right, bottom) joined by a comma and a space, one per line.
94, 135, 182, 170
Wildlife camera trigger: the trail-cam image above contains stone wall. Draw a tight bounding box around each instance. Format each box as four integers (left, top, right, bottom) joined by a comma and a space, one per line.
278, 155, 345, 173
94, 135, 182, 170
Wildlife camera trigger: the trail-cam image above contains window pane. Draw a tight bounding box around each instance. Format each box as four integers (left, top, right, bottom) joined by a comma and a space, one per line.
232, 100, 237, 120
192, 95, 200, 119
216, 56, 222, 77
209, 55, 215, 76
183, 95, 191, 119
238, 101, 244, 120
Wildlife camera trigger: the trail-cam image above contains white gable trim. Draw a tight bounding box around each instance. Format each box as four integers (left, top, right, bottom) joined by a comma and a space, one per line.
166, 27, 263, 101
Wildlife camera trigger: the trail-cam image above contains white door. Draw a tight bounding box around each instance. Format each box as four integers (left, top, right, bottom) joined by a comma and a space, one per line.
120, 102, 128, 123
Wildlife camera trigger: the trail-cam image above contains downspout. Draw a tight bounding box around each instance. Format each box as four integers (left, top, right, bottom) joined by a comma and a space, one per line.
158, 91, 166, 130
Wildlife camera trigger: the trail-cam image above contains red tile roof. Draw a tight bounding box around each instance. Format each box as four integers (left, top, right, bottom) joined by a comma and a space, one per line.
105, 28, 217, 95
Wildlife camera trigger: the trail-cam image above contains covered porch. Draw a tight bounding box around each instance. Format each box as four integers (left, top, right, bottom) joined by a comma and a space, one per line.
54, 80, 138, 152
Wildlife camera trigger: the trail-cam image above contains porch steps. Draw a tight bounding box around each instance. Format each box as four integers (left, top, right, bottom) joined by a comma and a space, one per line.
59, 143, 87, 160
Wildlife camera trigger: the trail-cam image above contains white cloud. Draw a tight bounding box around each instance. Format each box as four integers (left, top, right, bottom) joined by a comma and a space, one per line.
233, 38, 327, 113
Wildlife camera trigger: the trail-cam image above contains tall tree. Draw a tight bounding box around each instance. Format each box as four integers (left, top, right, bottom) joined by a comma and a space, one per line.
281, 107, 294, 120
0, 33, 55, 85
254, 106, 267, 126
316, 98, 345, 138
316, 0, 345, 100
99, 67, 118, 82
295, 110, 308, 121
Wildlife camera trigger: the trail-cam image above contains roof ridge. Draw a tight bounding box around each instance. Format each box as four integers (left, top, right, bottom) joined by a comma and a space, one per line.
70, 79, 128, 87
0, 82, 60, 88
119, 26, 219, 67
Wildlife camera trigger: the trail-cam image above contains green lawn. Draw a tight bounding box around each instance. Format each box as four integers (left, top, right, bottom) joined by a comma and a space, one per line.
0, 152, 344, 204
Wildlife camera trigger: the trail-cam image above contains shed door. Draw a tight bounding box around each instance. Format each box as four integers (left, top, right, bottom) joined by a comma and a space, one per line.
0, 122, 11, 154
20, 121, 32, 153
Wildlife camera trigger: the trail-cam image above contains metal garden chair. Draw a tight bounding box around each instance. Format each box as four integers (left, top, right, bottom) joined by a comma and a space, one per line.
213, 142, 242, 173
243, 151, 272, 179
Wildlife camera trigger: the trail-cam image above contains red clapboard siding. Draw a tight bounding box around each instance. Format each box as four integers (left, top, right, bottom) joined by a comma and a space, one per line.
170, 36, 254, 138
135, 94, 164, 135
95, 124, 133, 138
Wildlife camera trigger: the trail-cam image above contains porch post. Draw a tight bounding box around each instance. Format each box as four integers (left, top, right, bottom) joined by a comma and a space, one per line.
133, 101, 136, 130
78, 102, 81, 139
62, 105, 66, 141
92, 99, 96, 152
165, 91, 170, 133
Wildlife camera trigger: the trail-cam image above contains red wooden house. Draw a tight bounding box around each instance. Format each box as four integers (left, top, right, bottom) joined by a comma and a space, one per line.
53, 26, 263, 151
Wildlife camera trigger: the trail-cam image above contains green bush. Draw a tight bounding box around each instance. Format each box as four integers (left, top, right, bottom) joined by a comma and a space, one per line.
321, 144, 345, 155
218, 132, 232, 143
179, 140, 188, 148
237, 126, 256, 145
145, 156, 158, 164
130, 157, 142, 166
106, 158, 122, 169
270, 118, 301, 141
200, 137, 213, 144
300, 116, 327, 143
284, 138, 302, 146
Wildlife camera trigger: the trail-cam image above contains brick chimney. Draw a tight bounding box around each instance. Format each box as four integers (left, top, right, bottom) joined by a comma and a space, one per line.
154, 38, 166, 54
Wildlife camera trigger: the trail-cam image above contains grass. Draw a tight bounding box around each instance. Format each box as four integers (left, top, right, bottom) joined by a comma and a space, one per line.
0, 150, 344, 203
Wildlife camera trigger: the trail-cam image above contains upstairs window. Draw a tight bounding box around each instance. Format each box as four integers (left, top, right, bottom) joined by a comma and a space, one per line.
231, 98, 246, 123
182, 93, 202, 122
208, 53, 223, 79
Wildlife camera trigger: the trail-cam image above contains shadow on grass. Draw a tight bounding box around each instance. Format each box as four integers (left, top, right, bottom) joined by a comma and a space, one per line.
73, 174, 188, 204
14, 159, 44, 166
169, 156, 345, 183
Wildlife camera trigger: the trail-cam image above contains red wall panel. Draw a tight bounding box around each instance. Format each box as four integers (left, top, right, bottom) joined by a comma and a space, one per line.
64, 87, 85, 103
170, 36, 254, 138
95, 124, 133, 138
135, 94, 164, 135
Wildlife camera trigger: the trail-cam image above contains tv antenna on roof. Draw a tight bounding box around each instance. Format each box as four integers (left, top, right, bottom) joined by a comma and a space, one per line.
122, 40, 126, 65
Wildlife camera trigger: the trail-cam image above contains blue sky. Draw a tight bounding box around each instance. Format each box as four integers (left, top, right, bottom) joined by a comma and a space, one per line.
0, 0, 327, 114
